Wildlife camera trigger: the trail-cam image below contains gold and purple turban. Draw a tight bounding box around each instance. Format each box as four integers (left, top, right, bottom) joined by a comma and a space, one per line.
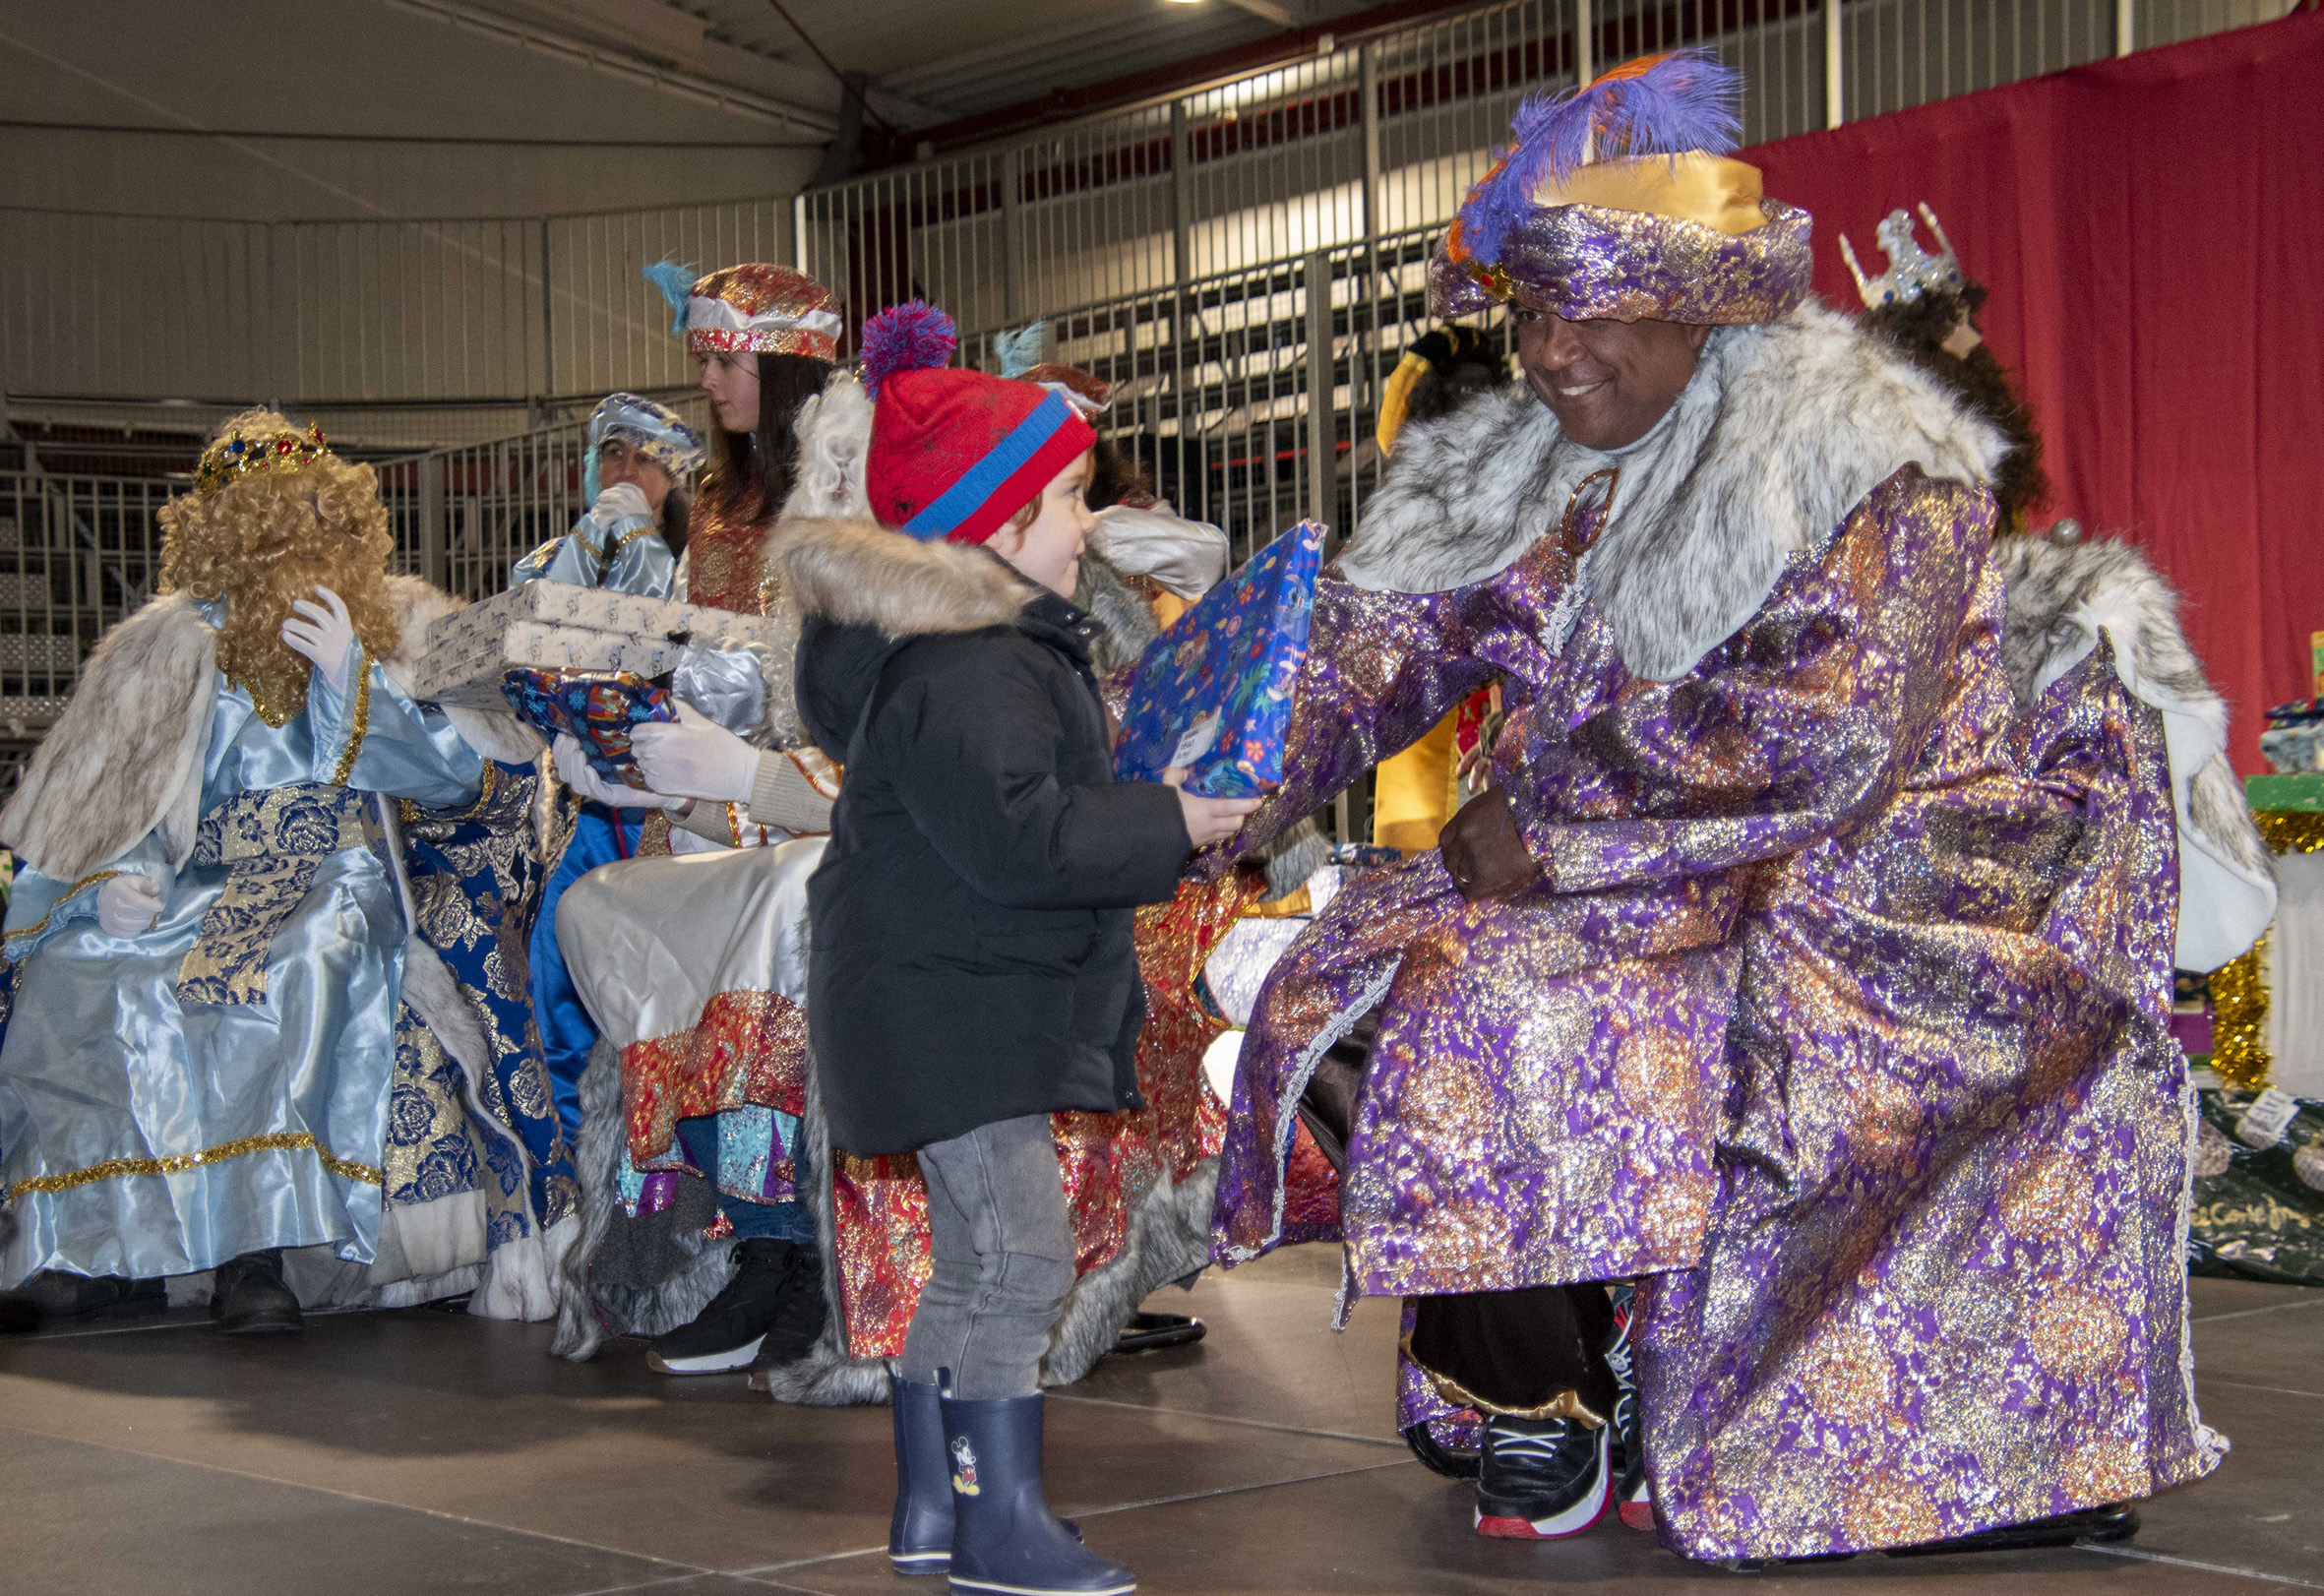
1430, 50, 1812, 326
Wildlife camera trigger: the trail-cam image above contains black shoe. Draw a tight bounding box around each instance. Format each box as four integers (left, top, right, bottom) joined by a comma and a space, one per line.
210, 1251, 302, 1335
1401, 1420, 1482, 1479
1605, 1283, 1649, 1529
1109, 1312, 1205, 1355
1717, 1504, 2139, 1571
1474, 1413, 1610, 1540
22, 1270, 168, 1325
744, 1248, 830, 1388
649, 1238, 818, 1376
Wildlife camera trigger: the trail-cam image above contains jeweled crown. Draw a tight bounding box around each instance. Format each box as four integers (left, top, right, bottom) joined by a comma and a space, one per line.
1840, 203, 1965, 309
193, 420, 332, 499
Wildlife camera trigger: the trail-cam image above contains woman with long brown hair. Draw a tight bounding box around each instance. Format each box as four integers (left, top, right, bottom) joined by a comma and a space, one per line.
656, 263, 839, 614
550, 263, 847, 1381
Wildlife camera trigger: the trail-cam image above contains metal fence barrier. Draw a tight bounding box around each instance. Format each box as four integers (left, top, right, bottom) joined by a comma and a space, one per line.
797, 0, 2291, 355
0, 0, 2293, 808
2, 0, 2289, 422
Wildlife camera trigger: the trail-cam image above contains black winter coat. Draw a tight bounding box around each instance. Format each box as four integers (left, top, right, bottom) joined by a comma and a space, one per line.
786, 521, 1192, 1156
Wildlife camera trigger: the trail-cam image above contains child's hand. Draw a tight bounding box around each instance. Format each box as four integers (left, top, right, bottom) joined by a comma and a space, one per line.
1163, 767, 1263, 847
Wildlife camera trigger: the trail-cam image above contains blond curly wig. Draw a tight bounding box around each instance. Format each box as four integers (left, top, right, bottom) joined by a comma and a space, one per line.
157, 409, 401, 724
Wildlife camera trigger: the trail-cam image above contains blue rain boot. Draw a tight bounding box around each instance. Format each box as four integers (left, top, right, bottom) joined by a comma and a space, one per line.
940, 1384, 1133, 1596
890, 1369, 953, 1576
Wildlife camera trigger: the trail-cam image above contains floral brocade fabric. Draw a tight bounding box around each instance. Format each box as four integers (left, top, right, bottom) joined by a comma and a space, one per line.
622, 989, 810, 1172
1212, 466, 2218, 1557
685, 493, 775, 616
400, 760, 579, 1231
831, 872, 1255, 1359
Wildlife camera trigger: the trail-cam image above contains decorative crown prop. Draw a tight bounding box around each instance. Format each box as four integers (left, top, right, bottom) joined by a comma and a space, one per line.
192, 418, 333, 499
1459, 49, 1744, 266
1431, 48, 1811, 327
1838, 203, 1965, 309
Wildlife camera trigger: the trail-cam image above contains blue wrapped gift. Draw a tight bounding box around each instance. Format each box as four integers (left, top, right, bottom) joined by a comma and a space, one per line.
501, 668, 677, 788
1114, 520, 1324, 798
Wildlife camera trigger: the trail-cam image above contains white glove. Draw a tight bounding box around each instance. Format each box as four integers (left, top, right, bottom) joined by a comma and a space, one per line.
281, 585, 356, 695
96, 875, 165, 938
630, 703, 759, 805
593, 481, 652, 521
553, 734, 687, 810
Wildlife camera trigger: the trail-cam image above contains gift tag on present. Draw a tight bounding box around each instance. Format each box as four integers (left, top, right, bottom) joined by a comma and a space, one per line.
2236, 1086, 2301, 1150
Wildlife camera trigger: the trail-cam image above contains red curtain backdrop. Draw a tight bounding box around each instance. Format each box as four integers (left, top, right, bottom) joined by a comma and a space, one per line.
1744, 10, 2324, 772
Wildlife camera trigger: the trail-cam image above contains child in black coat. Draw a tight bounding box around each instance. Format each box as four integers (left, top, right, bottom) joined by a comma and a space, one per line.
789, 305, 1256, 1596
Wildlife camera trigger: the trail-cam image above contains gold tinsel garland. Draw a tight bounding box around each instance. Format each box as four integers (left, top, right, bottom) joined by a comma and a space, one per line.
2208, 807, 2324, 1089
2255, 809, 2324, 855
2209, 931, 2272, 1091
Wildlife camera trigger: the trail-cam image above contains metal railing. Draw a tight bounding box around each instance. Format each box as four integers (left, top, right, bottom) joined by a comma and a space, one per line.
795, 0, 2292, 354
1, 199, 788, 412
0, 0, 2294, 804
0, 469, 177, 750
380, 390, 709, 604
2, 0, 2291, 422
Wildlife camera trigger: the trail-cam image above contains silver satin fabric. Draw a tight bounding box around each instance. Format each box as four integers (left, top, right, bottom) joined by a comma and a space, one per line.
0, 650, 483, 1285
670, 645, 766, 737
510, 506, 677, 599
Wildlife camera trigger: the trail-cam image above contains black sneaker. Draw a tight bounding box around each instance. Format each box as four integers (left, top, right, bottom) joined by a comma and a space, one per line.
744, 1245, 828, 1386
649, 1237, 813, 1376
210, 1251, 302, 1335
23, 1270, 168, 1325
1474, 1413, 1610, 1540
1605, 1283, 1649, 1529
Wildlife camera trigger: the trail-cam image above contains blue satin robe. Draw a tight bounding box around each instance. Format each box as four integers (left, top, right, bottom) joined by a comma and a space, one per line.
511, 501, 673, 1136
0, 641, 482, 1285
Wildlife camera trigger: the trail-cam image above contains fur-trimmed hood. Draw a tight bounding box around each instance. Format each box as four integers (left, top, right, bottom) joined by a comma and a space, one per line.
781, 517, 1040, 763
781, 517, 1033, 641
1341, 299, 2009, 681
1, 576, 539, 883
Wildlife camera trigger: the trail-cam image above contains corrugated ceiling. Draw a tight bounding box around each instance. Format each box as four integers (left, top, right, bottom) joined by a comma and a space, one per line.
591, 0, 1388, 122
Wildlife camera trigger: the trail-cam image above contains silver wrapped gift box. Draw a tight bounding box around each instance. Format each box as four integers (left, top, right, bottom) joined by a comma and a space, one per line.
412, 583, 774, 706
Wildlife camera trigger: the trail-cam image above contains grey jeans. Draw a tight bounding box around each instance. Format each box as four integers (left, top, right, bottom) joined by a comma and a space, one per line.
900, 1113, 1076, 1400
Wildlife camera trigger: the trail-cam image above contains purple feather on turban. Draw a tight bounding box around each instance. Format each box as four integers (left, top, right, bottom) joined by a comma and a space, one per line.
1464, 48, 1743, 265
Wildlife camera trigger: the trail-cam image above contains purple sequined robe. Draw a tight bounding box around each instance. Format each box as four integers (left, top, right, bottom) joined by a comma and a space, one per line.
1208, 461, 2218, 1558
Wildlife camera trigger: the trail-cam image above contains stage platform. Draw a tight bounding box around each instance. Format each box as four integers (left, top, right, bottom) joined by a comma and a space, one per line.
0, 1247, 2316, 1595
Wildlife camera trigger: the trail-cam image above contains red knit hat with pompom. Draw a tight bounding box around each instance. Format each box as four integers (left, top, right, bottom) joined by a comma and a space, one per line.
859, 302, 1095, 545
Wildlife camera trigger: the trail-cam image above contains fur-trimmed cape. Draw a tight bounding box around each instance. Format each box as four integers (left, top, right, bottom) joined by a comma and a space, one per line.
1342, 300, 2009, 680
0, 574, 539, 883
1346, 296, 2271, 970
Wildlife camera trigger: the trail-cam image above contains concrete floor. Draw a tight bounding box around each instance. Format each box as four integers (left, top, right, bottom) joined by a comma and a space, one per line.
0, 1248, 2317, 1596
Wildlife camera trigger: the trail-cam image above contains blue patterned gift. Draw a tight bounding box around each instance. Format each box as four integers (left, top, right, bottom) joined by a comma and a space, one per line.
500, 668, 677, 787
1114, 520, 1323, 798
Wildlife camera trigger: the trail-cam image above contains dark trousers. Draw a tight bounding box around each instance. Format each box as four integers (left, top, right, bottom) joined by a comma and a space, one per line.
1303, 1008, 1616, 1422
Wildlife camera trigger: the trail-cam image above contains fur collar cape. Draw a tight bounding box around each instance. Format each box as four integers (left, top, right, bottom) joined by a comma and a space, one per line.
0, 574, 540, 884
1341, 299, 2008, 681
1350, 298, 2271, 969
